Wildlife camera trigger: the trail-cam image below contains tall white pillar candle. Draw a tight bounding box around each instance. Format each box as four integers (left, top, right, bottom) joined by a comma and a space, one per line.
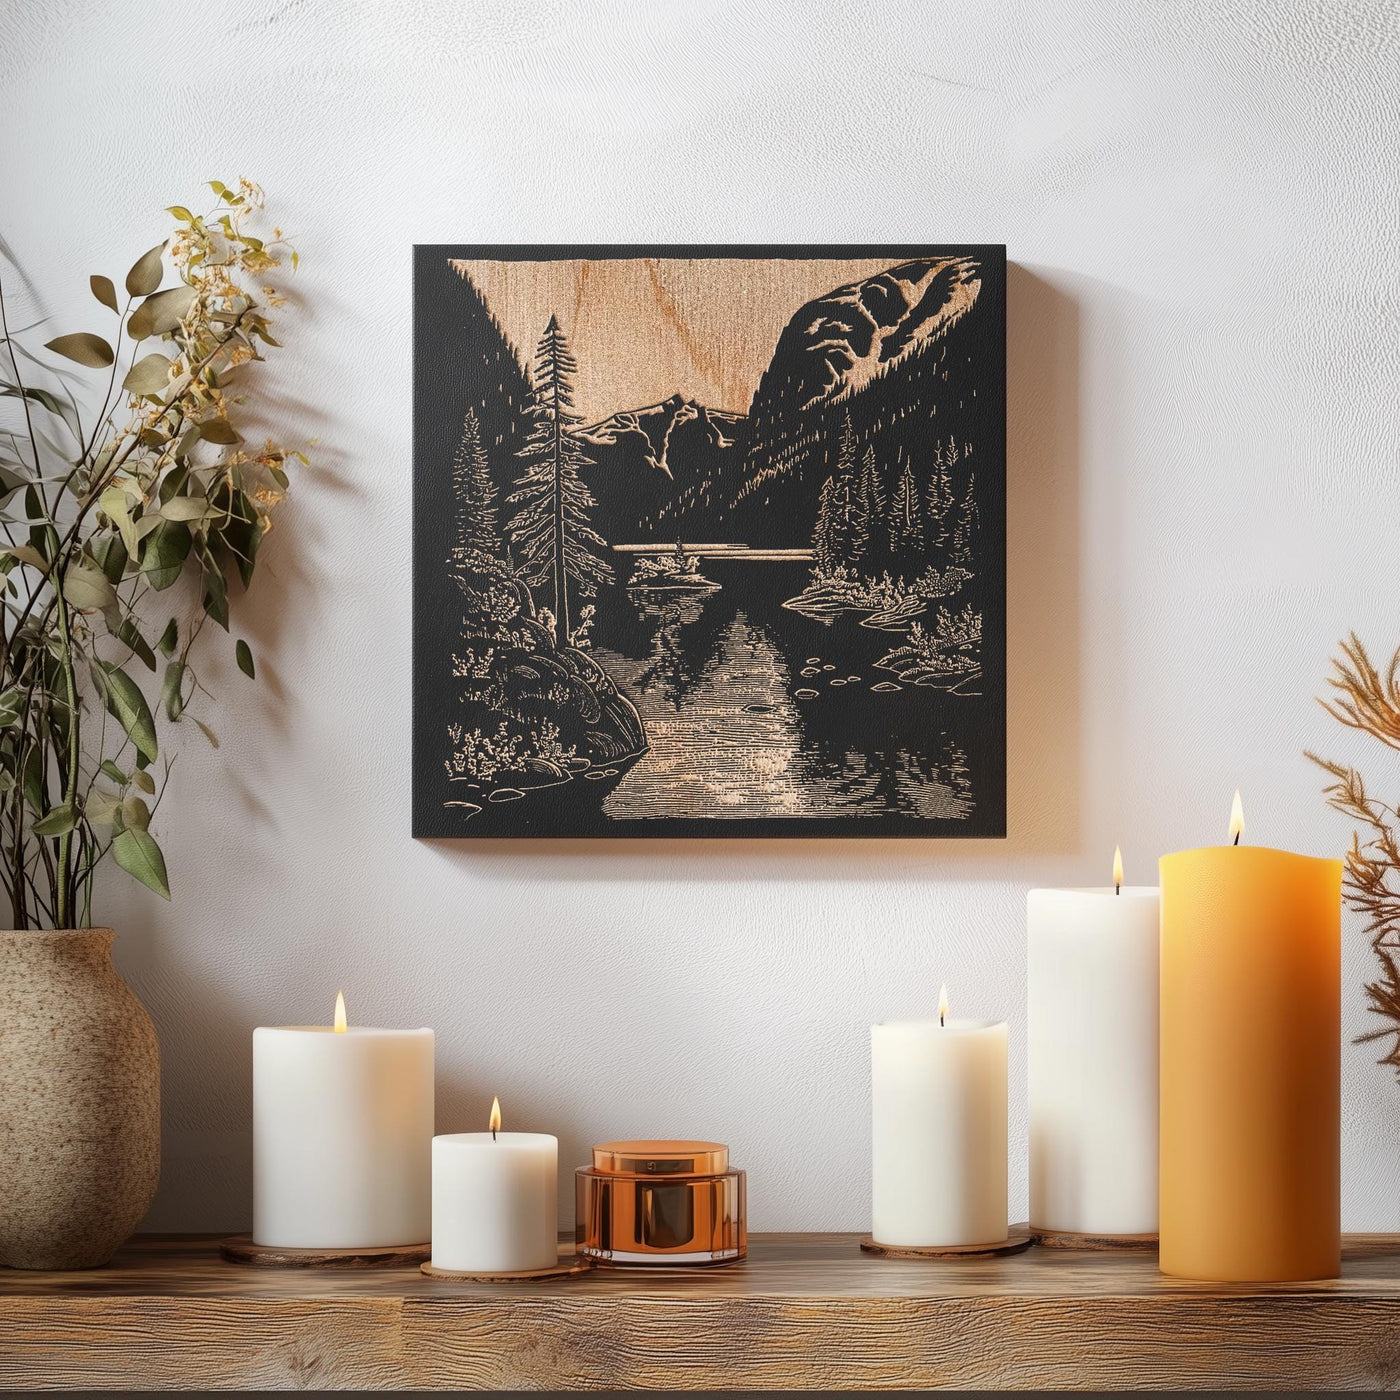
1027, 861, 1160, 1236
871, 989, 1008, 1247
253, 994, 433, 1248
431, 1100, 558, 1273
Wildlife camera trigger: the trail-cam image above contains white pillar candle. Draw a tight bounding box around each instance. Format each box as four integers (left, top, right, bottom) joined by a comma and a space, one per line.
1027, 851, 1160, 1236
871, 987, 1008, 1248
253, 993, 434, 1249
431, 1099, 558, 1273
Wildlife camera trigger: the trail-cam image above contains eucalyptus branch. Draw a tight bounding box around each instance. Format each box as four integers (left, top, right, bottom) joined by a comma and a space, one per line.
0, 179, 298, 927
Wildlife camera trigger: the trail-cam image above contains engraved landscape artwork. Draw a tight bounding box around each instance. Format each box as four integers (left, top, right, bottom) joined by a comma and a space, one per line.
412, 247, 1006, 837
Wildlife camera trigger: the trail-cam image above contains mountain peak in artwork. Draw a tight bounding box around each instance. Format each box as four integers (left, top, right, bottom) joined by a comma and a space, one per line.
579, 394, 744, 478
772, 257, 981, 410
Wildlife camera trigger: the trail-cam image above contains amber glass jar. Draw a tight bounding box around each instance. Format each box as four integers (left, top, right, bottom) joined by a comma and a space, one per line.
575, 1140, 746, 1266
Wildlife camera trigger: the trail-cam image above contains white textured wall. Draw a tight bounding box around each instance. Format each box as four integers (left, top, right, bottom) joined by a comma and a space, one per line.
2, 0, 1398, 1232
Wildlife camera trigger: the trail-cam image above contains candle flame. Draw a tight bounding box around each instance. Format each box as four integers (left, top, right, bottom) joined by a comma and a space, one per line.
1113, 845, 1124, 892
938, 982, 949, 1026
488, 1095, 501, 1138
1229, 789, 1245, 845
333, 990, 347, 1033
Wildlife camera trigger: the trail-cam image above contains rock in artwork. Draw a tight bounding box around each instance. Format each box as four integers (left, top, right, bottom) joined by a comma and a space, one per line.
412, 246, 1006, 837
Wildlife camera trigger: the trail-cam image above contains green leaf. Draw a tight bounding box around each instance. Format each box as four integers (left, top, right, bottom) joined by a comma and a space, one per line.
125, 242, 167, 298
157, 618, 178, 658
44, 333, 114, 369
0, 690, 21, 727
3, 544, 49, 574
216, 486, 263, 587
235, 639, 255, 679
91, 275, 119, 313
62, 563, 117, 612
161, 660, 184, 721
157, 463, 189, 505
32, 804, 77, 837
166, 205, 193, 221
85, 789, 123, 828
159, 494, 213, 522
20, 745, 41, 812
100, 486, 141, 560
122, 353, 171, 396
127, 285, 195, 341
140, 519, 191, 591
195, 719, 219, 749
132, 768, 155, 795
112, 826, 170, 900
90, 531, 129, 585
100, 760, 128, 785
121, 795, 150, 830
95, 662, 158, 763
115, 616, 156, 672
202, 566, 229, 629
198, 416, 240, 445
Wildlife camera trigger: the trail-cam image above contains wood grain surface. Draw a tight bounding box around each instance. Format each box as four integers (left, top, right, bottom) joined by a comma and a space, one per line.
2, 1233, 1400, 1390
1028, 1226, 1160, 1251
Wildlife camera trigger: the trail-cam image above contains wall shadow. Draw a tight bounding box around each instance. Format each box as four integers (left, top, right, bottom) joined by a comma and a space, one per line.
424, 262, 1082, 880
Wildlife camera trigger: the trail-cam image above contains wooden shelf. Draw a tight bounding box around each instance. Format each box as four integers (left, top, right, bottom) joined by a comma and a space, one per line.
2, 1233, 1399, 1390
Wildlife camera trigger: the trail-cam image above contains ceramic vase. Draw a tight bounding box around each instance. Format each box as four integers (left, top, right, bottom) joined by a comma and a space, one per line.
0, 928, 160, 1269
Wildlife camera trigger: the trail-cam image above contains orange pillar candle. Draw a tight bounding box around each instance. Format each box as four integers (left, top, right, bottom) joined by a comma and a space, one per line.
1159, 793, 1342, 1282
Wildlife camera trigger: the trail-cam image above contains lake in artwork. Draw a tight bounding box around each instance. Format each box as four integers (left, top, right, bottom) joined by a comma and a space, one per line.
412, 247, 1005, 837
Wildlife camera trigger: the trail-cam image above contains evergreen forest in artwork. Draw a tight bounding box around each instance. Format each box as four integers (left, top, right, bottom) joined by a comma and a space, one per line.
413, 246, 1005, 837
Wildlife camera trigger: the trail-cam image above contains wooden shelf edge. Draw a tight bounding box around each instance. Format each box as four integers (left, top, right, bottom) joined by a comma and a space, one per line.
0, 1233, 1397, 1391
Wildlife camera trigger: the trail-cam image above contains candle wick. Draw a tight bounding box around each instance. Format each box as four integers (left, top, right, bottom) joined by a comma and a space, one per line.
939, 1011, 945, 1027
1234, 832, 1240, 846
492, 1128, 497, 1142
1115, 882, 1121, 896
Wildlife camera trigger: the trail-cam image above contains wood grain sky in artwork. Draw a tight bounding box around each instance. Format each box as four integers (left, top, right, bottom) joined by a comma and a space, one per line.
451, 256, 902, 422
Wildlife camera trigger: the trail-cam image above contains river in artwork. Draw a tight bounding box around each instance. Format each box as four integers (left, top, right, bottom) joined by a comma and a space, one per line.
588, 555, 978, 823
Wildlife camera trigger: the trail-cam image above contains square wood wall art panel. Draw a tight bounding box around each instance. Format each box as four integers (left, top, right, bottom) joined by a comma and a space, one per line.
413, 246, 1006, 837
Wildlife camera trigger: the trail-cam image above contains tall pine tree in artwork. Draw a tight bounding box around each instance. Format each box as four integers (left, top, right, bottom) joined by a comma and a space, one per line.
811, 475, 839, 575
827, 411, 860, 567
448, 407, 499, 563
950, 472, 980, 569
854, 444, 884, 568
926, 440, 954, 556
506, 316, 613, 641
889, 457, 924, 563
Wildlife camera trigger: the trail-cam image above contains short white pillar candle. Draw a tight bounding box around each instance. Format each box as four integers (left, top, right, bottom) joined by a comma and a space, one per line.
431, 1099, 558, 1273
871, 986, 1008, 1248
1027, 850, 1160, 1236
253, 992, 434, 1249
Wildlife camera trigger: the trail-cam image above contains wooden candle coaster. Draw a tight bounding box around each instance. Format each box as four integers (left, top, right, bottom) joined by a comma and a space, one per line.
420, 1251, 591, 1282
219, 1235, 430, 1268
1029, 1226, 1159, 1251
859, 1223, 1033, 1259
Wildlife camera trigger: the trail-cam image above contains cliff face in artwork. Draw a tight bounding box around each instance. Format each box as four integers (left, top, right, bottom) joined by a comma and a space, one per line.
759, 257, 981, 411
728, 257, 986, 547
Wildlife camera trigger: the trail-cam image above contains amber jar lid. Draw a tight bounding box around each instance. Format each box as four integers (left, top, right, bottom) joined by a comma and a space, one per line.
590, 1140, 729, 1177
